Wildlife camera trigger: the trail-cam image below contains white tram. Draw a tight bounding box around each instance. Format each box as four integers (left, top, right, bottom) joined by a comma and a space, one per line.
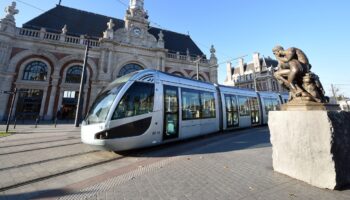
81, 69, 286, 151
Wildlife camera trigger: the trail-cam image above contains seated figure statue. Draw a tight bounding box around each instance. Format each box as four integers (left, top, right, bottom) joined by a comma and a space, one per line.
272, 45, 328, 103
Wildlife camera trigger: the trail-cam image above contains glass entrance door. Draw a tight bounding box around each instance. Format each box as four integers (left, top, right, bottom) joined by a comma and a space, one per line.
163, 85, 179, 140
15, 89, 43, 119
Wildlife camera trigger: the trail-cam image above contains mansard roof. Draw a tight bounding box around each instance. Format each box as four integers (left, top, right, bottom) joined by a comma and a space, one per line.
233, 56, 278, 75
22, 5, 204, 56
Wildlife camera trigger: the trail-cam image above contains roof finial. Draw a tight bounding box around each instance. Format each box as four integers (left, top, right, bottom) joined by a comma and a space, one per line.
58, 0, 62, 5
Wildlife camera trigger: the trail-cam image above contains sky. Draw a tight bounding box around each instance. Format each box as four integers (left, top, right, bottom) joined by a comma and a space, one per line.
1, 0, 349, 97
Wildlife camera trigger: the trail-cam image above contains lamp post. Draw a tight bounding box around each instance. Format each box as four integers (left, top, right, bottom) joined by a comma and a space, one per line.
74, 38, 90, 127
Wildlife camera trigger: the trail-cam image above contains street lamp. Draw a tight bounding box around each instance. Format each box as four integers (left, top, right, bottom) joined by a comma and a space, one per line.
1, 88, 17, 133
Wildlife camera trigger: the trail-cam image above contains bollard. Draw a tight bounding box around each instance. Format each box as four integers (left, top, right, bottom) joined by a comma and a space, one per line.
13, 118, 17, 129
35, 117, 39, 128
54, 118, 57, 128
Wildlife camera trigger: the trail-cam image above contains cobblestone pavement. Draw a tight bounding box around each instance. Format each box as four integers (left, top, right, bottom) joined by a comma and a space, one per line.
1, 125, 350, 200
58, 127, 350, 200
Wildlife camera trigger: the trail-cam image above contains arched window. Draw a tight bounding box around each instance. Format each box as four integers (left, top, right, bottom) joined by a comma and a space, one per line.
191, 74, 205, 82
22, 61, 48, 81
118, 63, 143, 77
172, 72, 184, 77
65, 65, 83, 83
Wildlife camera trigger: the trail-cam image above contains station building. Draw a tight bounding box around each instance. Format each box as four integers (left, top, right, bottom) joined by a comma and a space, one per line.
0, 0, 218, 121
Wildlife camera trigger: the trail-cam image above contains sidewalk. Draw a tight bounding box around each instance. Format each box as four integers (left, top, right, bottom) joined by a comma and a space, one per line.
1, 126, 349, 200
57, 127, 350, 200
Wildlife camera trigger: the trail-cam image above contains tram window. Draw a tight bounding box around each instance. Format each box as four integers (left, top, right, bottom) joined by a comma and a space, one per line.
231, 96, 239, 126
249, 97, 260, 124
86, 91, 117, 124
264, 98, 279, 114
182, 89, 201, 120
238, 96, 250, 116
225, 96, 233, 126
225, 96, 232, 112
201, 92, 216, 118
264, 99, 272, 113
112, 82, 154, 120
225, 94, 239, 127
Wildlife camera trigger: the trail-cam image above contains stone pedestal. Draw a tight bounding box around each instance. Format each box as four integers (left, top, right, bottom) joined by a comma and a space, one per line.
281, 101, 340, 111
268, 110, 350, 189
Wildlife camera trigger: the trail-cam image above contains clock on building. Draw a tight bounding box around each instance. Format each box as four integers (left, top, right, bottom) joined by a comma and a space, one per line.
133, 27, 141, 36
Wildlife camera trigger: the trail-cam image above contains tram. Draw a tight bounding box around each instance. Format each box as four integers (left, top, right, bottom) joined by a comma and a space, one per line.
81, 69, 287, 151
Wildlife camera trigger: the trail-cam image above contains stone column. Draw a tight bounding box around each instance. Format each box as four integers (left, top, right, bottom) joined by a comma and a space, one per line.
107, 50, 113, 75
88, 83, 100, 108
226, 62, 232, 83
209, 65, 218, 84
0, 74, 14, 120
39, 89, 48, 119
100, 49, 107, 73
57, 90, 64, 111
0, 42, 11, 71
45, 78, 59, 120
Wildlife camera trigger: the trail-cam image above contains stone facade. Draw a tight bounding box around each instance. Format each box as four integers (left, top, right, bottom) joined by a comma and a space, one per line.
0, 0, 218, 121
224, 52, 286, 92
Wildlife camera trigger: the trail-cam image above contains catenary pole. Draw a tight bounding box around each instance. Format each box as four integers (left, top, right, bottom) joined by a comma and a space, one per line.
6, 88, 17, 133
74, 39, 90, 127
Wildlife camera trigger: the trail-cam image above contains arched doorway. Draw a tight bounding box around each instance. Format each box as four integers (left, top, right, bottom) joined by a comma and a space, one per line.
60, 65, 83, 120
16, 60, 48, 119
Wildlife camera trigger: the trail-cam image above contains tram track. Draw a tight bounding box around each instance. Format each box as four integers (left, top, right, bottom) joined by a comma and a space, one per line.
0, 138, 179, 193
0, 153, 127, 192
0, 134, 79, 143
0, 128, 264, 194
0, 149, 100, 171
0, 137, 80, 148
0, 141, 82, 156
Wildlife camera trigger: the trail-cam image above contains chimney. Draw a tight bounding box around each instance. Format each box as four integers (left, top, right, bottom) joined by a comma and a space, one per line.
253, 52, 261, 72
238, 58, 244, 74
226, 62, 232, 82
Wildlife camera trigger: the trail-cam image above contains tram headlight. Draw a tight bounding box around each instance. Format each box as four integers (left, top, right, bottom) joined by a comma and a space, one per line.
95, 131, 109, 140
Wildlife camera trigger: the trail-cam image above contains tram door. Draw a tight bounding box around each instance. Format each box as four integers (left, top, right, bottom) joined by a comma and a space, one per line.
163, 85, 179, 140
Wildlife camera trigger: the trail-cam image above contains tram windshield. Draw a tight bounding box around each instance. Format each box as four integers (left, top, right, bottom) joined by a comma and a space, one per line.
85, 72, 138, 124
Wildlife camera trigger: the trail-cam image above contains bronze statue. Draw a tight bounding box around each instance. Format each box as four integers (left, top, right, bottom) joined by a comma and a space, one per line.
272, 45, 328, 103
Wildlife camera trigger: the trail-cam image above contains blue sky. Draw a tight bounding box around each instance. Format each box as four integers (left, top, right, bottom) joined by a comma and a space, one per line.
1, 0, 349, 97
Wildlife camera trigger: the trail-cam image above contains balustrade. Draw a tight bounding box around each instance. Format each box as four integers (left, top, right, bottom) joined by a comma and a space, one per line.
16, 28, 100, 47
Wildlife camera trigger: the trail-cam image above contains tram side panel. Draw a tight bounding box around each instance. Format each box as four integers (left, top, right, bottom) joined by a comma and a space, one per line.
178, 86, 220, 139
218, 87, 261, 130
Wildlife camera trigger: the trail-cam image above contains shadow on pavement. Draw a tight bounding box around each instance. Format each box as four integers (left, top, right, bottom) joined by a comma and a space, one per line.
119, 126, 271, 158
0, 188, 96, 200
